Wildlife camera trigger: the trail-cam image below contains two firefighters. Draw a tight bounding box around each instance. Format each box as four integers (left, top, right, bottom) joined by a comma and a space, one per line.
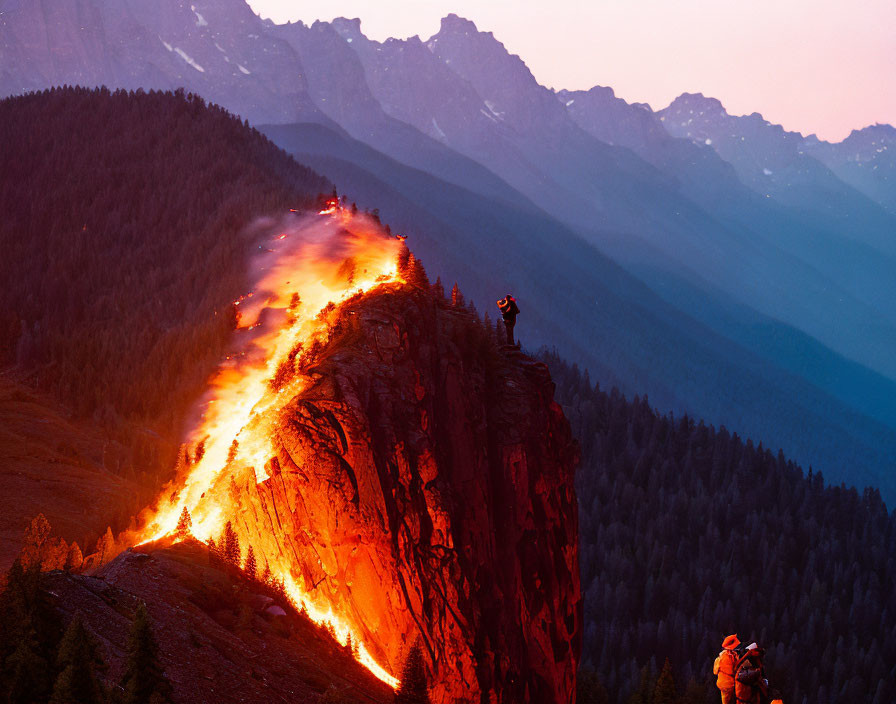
714, 635, 783, 704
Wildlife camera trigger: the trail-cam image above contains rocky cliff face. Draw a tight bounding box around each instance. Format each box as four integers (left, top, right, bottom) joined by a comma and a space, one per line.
228, 284, 581, 704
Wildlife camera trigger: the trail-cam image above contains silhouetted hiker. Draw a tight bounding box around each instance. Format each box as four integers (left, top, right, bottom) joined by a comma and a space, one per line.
713, 634, 741, 704
496, 294, 520, 346
734, 642, 768, 704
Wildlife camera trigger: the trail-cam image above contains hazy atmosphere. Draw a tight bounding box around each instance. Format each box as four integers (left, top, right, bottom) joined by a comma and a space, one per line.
249, 0, 896, 141
1, 1, 894, 702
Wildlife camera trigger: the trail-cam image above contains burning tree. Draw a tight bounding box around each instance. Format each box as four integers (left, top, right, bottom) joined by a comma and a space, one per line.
174, 507, 192, 539
19, 513, 72, 571
64, 543, 83, 572
450, 282, 464, 308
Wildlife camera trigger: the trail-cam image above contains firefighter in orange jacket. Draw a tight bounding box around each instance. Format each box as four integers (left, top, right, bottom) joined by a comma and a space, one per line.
734, 642, 767, 704
496, 294, 520, 346
713, 634, 740, 704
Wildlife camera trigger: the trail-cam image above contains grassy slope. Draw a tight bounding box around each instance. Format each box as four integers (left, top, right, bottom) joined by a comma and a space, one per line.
0, 374, 139, 568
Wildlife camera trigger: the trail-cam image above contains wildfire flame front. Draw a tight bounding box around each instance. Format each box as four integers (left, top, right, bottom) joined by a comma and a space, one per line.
136, 206, 403, 688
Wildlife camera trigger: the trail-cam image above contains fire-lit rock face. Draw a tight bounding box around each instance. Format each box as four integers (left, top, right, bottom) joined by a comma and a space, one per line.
229, 285, 580, 703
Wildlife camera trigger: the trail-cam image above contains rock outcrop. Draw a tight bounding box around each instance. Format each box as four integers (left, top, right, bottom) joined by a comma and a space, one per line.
229, 284, 581, 703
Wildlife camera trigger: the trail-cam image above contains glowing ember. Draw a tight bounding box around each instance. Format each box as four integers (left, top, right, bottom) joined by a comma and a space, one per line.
136, 206, 402, 688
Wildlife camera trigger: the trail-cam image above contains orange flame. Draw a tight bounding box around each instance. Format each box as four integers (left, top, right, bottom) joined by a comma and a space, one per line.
137, 206, 402, 688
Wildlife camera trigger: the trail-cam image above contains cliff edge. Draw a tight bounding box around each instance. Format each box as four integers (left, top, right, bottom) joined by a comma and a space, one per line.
231, 283, 581, 703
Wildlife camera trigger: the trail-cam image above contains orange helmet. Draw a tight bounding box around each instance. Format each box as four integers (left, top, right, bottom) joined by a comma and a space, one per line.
722, 634, 740, 650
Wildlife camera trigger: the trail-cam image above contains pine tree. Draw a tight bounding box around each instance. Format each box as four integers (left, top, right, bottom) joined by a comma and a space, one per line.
450, 283, 464, 308
397, 246, 411, 277
50, 613, 106, 704
64, 542, 83, 572
244, 545, 257, 580
678, 678, 707, 704
627, 666, 654, 704
4, 627, 51, 704
222, 521, 241, 567
653, 658, 676, 704
395, 642, 431, 704
121, 603, 172, 704
19, 513, 52, 568
260, 560, 272, 586
207, 537, 220, 564
494, 318, 505, 345
344, 633, 359, 658
432, 277, 445, 301
95, 527, 116, 565
407, 256, 429, 288
174, 507, 192, 539
0, 559, 63, 699
577, 666, 610, 704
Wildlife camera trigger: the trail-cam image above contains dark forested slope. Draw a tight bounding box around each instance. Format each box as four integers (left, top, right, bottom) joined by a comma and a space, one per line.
543, 351, 896, 704
0, 86, 329, 491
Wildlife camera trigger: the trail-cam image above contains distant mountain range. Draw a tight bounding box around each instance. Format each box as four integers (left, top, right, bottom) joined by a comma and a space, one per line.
2, 0, 894, 500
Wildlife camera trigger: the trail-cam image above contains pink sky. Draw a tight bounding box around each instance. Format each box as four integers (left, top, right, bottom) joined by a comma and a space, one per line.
247, 0, 895, 142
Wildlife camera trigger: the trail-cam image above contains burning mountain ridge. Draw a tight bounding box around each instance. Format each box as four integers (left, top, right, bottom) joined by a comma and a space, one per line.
133, 207, 581, 703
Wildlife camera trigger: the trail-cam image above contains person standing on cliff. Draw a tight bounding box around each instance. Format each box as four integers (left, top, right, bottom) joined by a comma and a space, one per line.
496, 294, 520, 346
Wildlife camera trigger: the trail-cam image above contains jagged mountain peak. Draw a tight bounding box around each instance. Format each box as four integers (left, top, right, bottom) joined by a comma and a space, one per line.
330, 15, 363, 37
557, 84, 617, 103
437, 13, 483, 36
664, 91, 728, 117
844, 122, 896, 144
425, 13, 566, 133
426, 13, 520, 65
586, 84, 617, 99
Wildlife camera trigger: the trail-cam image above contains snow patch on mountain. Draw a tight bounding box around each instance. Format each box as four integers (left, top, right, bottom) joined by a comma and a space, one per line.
174, 48, 205, 72
484, 100, 504, 120
238, 64, 251, 75
191, 5, 208, 27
